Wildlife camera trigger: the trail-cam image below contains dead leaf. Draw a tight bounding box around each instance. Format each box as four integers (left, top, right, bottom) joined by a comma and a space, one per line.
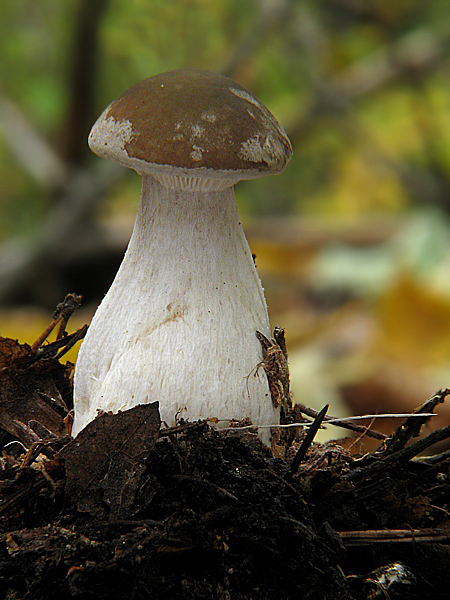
374, 274, 450, 365
58, 402, 161, 519
0, 337, 72, 442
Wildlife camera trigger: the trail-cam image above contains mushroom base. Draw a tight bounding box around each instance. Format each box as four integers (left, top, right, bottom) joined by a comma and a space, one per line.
73, 175, 279, 443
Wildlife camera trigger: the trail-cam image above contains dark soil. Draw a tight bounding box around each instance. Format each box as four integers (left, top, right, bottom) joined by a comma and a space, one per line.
1, 332, 450, 600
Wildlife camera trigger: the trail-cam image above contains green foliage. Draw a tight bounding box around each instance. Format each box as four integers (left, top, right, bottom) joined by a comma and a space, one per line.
1, 0, 450, 231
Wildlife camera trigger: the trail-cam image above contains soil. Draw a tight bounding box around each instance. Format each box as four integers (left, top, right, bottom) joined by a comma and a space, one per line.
1, 332, 450, 600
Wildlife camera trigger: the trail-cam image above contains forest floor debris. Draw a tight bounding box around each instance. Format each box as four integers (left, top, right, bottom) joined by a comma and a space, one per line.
0, 302, 450, 599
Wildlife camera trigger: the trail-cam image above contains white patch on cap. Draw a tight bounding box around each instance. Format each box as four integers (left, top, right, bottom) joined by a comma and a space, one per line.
190, 145, 204, 161
230, 87, 262, 110
88, 110, 134, 160
239, 134, 284, 169
191, 124, 205, 138
201, 111, 217, 123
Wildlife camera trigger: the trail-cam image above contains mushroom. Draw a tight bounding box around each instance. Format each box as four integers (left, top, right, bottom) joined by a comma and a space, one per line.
72, 68, 292, 444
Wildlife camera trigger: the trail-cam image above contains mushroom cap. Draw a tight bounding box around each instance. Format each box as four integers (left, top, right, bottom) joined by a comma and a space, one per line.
88, 68, 292, 184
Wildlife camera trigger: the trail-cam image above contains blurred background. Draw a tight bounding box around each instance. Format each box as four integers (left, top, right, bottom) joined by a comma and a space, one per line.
1, 0, 450, 443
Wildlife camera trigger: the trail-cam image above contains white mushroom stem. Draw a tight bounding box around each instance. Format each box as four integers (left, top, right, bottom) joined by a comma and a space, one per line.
73, 175, 278, 442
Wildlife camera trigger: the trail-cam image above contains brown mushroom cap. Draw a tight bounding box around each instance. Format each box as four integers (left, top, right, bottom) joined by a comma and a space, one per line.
88, 68, 292, 183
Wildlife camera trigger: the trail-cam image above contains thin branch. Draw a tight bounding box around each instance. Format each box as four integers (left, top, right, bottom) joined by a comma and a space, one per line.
63, 0, 110, 165
339, 528, 450, 546
0, 95, 67, 189
220, 0, 296, 78
345, 425, 450, 483
288, 27, 450, 142
0, 163, 124, 304
377, 389, 449, 456
289, 404, 329, 475
294, 404, 386, 440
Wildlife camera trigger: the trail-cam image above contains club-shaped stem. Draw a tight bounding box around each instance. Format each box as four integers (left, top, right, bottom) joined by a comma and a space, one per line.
73, 174, 278, 442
